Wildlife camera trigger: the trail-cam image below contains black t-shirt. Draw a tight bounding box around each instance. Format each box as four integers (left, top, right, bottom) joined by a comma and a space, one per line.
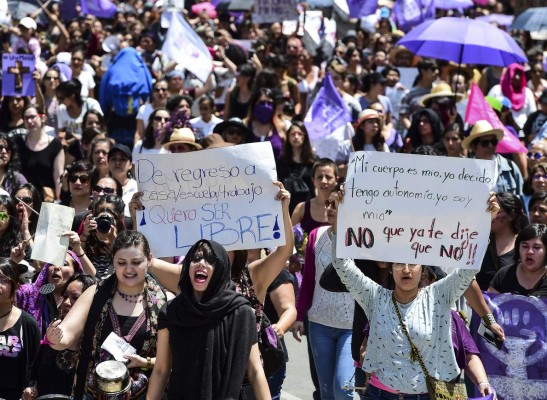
16, 136, 63, 194
490, 263, 547, 297
275, 158, 315, 215
0, 311, 40, 400
476, 238, 515, 290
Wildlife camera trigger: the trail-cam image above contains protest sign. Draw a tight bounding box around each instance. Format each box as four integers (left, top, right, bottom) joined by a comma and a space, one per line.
31, 203, 75, 266
336, 152, 495, 269
253, 0, 298, 24
2, 54, 35, 97
471, 293, 547, 400
134, 142, 285, 257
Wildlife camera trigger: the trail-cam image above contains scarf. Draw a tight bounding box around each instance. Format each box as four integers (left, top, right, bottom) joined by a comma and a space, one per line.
166, 239, 255, 399
16, 250, 83, 334
500, 63, 527, 111
73, 273, 166, 399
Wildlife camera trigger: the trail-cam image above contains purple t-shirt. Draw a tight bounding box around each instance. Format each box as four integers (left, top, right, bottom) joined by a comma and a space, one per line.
451, 310, 480, 369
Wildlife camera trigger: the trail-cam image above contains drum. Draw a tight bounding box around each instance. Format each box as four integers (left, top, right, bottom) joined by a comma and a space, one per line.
94, 360, 131, 399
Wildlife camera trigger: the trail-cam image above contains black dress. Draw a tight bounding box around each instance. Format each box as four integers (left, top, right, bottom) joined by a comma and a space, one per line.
16, 136, 63, 195
0, 311, 40, 400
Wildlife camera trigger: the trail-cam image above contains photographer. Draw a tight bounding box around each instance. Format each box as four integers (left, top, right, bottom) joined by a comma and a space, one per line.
78, 195, 127, 278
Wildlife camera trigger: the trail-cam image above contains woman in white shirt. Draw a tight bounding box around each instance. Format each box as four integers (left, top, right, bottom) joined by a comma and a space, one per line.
328, 188, 499, 399
133, 108, 171, 155
70, 48, 95, 99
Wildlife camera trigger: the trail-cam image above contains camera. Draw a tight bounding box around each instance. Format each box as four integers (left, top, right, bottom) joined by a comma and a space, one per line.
93, 214, 114, 234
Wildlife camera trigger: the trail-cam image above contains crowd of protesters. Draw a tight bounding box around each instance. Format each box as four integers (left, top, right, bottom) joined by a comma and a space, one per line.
0, 0, 545, 399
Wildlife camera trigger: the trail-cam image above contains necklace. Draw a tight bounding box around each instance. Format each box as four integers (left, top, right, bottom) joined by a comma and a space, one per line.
0, 307, 12, 319
116, 289, 144, 303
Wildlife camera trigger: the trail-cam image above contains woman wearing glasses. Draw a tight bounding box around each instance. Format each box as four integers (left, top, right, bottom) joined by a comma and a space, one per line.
60, 161, 93, 213
12, 184, 41, 238
328, 188, 499, 399
523, 163, 547, 214
17, 105, 64, 201
0, 137, 27, 195
135, 79, 169, 144
462, 120, 523, 198
133, 108, 171, 155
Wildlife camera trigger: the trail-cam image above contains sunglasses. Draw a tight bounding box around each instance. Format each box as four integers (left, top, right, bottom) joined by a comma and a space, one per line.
0, 144, 10, 152
478, 138, 499, 148
190, 252, 217, 266
93, 185, 115, 194
533, 174, 547, 181
0, 211, 9, 221
528, 152, 545, 160
153, 87, 167, 92
17, 196, 33, 204
169, 144, 192, 152
154, 116, 168, 122
69, 174, 91, 184
45, 75, 59, 81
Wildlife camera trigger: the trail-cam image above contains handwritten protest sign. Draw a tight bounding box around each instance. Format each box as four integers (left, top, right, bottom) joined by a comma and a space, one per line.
471, 293, 547, 400
31, 203, 75, 266
134, 142, 285, 257
253, 0, 298, 24
337, 152, 495, 269
2, 54, 35, 97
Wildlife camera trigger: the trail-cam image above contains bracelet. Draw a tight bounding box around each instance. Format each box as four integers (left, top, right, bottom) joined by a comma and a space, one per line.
478, 382, 490, 387
147, 357, 152, 369
76, 252, 85, 258
482, 313, 496, 327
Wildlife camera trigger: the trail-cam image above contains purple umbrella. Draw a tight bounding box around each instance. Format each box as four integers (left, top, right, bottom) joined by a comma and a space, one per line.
397, 17, 526, 66
434, 0, 473, 11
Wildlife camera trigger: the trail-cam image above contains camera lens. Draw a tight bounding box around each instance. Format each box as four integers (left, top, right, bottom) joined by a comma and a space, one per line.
96, 215, 113, 233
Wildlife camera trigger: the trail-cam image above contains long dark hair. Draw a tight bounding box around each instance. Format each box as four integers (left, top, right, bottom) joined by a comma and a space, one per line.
12, 183, 42, 235
496, 192, 529, 234
57, 79, 84, 107
82, 110, 105, 132
353, 116, 385, 152
143, 108, 169, 149
0, 137, 23, 194
0, 257, 21, 298
281, 121, 316, 164
0, 195, 22, 257
406, 109, 444, 148
0, 96, 30, 132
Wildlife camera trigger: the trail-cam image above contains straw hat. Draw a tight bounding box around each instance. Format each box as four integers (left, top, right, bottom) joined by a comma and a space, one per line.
357, 109, 380, 126
419, 82, 464, 107
389, 45, 416, 67
163, 127, 202, 150
202, 133, 233, 149
461, 120, 503, 150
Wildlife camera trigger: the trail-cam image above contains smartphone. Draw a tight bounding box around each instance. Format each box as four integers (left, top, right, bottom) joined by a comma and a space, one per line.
248, 49, 255, 58
477, 324, 503, 350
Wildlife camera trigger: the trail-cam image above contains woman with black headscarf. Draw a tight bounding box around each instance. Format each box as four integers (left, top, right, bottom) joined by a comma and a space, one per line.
146, 239, 271, 400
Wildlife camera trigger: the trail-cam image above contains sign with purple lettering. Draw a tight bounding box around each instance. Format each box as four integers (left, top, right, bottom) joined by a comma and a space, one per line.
472, 293, 547, 400
336, 152, 495, 268
2, 53, 35, 97
134, 142, 285, 257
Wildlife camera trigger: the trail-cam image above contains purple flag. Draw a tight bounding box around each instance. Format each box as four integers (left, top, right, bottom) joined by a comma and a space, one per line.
2, 54, 35, 97
59, 0, 79, 22
304, 73, 352, 142
471, 293, 547, 400
80, 0, 117, 19
393, 0, 436, 32
347, 0, 379, 18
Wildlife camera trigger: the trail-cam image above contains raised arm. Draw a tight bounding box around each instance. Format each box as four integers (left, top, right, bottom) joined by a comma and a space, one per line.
248, 182, 293, 303
150, 258, 181, 294
46, 284, 96, 350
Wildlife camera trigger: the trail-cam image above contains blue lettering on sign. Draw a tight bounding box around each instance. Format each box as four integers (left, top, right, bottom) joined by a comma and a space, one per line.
173, 213, 277, 249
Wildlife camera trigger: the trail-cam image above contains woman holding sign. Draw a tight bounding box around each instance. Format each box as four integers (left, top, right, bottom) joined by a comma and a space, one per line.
328, 187, 499, 399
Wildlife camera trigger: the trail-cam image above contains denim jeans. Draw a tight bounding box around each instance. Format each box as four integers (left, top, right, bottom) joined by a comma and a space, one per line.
267, 363, 286, 400
362, 384, 431, 399
308, 321, 354, 400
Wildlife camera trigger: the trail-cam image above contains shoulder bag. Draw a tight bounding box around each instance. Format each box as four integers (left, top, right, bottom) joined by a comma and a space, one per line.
392, 293, 467, 400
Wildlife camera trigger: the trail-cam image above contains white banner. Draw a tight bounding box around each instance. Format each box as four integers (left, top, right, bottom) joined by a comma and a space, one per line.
161, 11, 212, 83
135, 143, 285, 257
336, 152, 496, 269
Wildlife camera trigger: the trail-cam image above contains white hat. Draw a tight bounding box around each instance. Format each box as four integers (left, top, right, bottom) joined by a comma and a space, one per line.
19, 17, 37, 31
